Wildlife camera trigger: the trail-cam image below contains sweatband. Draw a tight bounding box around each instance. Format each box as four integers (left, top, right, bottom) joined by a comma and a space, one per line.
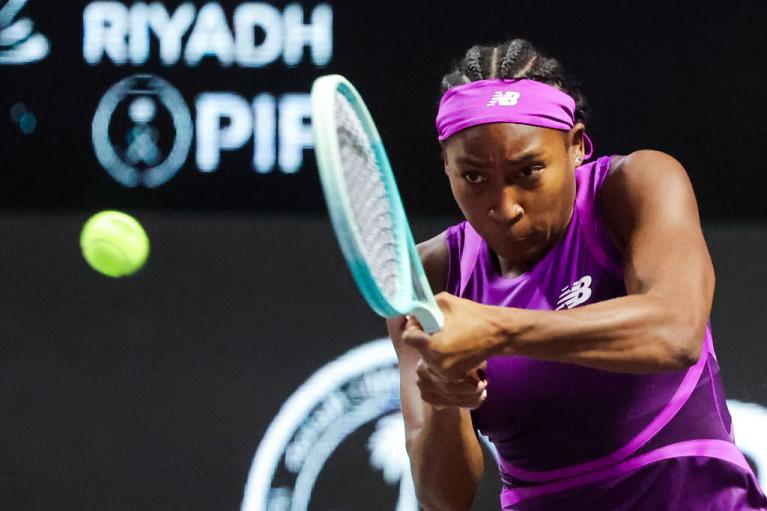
436, 79, 593, 159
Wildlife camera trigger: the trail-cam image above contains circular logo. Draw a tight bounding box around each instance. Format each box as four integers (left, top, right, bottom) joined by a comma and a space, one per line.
241, 339, 417, 511
92, 74, 193, 188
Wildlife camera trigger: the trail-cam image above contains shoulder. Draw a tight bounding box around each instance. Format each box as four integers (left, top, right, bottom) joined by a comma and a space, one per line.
417, 230, 449, 294
606, 150, 689, 183
601, 150, 698, 248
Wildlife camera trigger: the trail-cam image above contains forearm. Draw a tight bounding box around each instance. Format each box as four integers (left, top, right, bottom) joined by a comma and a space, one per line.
407, 406, 483, 511
497, 294, 706, 373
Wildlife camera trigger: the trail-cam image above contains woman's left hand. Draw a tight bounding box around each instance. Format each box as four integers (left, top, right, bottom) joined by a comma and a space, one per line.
402, 292, 507, 379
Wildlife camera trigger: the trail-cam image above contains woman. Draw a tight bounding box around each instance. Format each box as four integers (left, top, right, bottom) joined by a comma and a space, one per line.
386, 39, 767, 510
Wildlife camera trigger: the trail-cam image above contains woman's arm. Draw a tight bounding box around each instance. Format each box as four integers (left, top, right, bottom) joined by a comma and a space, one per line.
388, 232, 484, 511
405, 150, 716, 377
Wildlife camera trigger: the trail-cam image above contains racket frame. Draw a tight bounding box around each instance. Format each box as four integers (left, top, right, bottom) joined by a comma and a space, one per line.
311, 75, 444, 333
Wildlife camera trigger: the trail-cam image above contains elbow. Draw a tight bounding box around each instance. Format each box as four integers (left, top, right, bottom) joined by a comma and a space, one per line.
666, 320, 706, 370
674, 266, 715, 368
671, 339, 701, 369
650, 289, 710, 371
659, 260, 715, 371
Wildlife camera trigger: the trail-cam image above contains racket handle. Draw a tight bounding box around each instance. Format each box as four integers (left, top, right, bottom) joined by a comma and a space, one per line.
409, 303, 444, 334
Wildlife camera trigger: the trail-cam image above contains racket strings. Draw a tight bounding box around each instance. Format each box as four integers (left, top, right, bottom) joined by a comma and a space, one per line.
334, 92, 400, 301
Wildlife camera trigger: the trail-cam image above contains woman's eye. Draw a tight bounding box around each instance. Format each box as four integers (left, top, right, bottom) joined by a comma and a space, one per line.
463, 172, 485, 184
520, 165, 544, 178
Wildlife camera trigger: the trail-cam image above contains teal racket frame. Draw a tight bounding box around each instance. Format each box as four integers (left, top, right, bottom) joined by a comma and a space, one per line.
311, 74, 444, 333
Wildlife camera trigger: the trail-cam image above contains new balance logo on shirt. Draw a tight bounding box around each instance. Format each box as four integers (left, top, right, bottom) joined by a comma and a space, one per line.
556, 276, 592, 310
486, 91, 521, 106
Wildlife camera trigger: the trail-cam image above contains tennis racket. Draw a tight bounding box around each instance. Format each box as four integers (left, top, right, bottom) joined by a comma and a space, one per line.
310, 74, 444, 333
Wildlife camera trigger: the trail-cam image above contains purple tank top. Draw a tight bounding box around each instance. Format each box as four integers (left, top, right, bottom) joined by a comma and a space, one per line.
445, 156, 766, 510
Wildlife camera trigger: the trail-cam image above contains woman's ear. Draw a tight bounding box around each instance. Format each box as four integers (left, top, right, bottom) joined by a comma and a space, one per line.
570, 123, 586, 162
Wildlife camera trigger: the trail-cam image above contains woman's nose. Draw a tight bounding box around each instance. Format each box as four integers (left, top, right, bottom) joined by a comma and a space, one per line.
488, 188, 524, 224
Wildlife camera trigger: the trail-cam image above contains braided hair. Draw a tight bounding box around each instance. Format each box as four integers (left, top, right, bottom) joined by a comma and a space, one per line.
440, 39, 589, 125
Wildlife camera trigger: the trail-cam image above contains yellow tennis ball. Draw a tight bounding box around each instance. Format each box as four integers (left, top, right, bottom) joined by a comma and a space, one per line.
80, 211, 150, 277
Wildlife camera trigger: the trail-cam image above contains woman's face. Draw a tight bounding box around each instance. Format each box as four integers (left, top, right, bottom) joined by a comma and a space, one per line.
443, 122, 584, 269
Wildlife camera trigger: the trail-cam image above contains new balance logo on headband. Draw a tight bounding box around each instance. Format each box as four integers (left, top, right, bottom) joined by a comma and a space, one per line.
487, 91, 521, 107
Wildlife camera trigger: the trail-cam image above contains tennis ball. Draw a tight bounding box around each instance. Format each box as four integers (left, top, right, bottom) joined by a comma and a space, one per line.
80, 211, 149, 277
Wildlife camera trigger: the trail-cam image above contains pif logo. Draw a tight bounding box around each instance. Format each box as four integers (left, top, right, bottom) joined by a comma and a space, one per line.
92, 74, 193, 188
92, 73, 314, 187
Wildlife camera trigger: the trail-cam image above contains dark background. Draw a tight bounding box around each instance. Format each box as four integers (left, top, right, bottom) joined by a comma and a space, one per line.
1, 1, 766, 510
1, 0, 767, 218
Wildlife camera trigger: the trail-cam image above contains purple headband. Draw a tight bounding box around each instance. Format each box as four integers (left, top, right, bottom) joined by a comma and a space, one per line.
436, 79, 593, 159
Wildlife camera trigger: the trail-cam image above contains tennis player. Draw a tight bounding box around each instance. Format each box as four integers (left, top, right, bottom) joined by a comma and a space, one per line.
386, 39, 767, 510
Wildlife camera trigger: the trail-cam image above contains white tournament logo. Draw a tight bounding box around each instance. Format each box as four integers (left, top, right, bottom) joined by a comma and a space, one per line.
92, 74, 193, 188
241, 338, 419, 511
242, 338, 498, 511
0, 0, 49, 64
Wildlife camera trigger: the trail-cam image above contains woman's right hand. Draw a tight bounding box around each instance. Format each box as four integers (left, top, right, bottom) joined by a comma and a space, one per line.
415, 358, 488, 410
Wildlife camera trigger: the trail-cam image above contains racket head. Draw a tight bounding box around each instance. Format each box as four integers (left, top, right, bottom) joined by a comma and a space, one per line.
311, 75, 442, 331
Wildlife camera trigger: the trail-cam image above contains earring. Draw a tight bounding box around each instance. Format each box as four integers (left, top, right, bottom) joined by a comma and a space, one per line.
575, 156, 583, 164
